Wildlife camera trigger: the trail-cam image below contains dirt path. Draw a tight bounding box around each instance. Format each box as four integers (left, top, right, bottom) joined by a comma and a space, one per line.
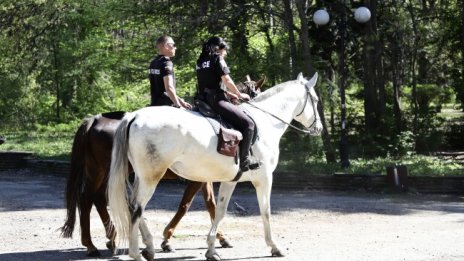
0, 169, 463, 261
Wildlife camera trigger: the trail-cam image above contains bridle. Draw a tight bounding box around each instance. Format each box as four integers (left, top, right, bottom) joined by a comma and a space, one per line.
296, 84, 321, 131
243, 82, 321, 135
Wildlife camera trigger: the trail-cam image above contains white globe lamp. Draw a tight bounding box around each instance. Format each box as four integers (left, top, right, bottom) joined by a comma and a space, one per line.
313, 9, 330, 26
354, 7, 371, 23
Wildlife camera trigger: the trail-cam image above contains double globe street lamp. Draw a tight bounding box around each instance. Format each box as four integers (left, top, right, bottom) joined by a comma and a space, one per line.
312, 4, 371, 168
313, 6, 371, 26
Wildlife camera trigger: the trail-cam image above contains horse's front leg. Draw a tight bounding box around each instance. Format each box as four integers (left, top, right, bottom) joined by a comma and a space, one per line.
253, 178, 284, 257
201, 182, 232, 248
205, 182, 237, 261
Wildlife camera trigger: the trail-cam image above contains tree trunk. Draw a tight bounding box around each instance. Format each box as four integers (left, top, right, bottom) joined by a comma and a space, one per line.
338, 1, 350, 167
391, 27, 403, 134
407, 2, 420, 133
227, 0, 251, 78
257, 0, 277, 86
207, 0, 225, 34
375, 21, 386, 129
282, 0, 298, 78
460, 0, 464, 110
52, 40, 60, 122
295, 0, 334, 162
360, 0, 385, 134
295, 0, 315, 77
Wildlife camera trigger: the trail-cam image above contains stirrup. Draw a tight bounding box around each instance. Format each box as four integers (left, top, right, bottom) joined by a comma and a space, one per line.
233, 160, 261, 182
248, 161, 261, 170
240, 160, 261, 172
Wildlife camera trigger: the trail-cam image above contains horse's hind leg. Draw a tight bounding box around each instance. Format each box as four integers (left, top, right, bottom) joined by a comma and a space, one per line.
201, 182, 232, 248
128, 176, 160, 261
161, 180, 204, 252
94, 192, 116, 252
139, 218, 155, 261
80, 194, 99, 256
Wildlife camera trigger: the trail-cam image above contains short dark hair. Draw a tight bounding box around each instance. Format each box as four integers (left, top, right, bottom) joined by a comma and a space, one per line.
155, 35, 172, 47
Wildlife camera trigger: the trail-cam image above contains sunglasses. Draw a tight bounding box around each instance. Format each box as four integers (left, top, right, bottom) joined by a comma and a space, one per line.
166, 42, 176, 48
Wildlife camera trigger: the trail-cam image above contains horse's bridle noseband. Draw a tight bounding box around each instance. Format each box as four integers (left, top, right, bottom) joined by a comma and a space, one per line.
295, 84, 321, 133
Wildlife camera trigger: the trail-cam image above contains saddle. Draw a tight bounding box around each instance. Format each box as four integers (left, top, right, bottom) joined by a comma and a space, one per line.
194, 98, 258, 159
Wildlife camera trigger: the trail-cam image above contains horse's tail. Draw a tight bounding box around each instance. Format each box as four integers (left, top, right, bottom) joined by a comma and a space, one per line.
61, 115, 97, 238
107, 112, 136, 248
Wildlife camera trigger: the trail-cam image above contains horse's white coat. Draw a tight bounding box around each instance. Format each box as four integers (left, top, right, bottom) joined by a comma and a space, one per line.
108, 73, 322, 260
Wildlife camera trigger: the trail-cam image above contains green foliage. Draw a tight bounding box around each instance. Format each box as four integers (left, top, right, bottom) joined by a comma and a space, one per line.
277, 154, 464, 177
388, 131, 416, 158
0, 0, 463, 175
347, 155, 463, 177
279, 130, 325, 168
2, 125, 461, 177
445, 123, 464, 150
415, 84, 454, 113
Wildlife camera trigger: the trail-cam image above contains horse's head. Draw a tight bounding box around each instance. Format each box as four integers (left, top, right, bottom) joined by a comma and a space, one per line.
237, 75, 265, 99
294, 72, 323, 136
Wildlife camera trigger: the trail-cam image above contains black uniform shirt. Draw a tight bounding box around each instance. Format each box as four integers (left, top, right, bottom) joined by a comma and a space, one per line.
148, 55, 174, 105
196, 54, 230, 94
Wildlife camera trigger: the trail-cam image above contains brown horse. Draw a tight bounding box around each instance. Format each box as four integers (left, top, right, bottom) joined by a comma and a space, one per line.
60, 78, 264, 257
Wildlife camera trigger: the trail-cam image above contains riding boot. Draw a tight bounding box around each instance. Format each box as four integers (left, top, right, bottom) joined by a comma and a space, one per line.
239, 131, 260, 172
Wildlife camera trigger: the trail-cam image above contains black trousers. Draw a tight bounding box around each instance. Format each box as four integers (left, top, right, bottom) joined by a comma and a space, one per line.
206, 90, 254, 160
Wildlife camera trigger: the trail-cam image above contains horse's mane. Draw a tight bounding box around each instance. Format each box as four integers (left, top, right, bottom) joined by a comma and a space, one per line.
252, 81, 292, 102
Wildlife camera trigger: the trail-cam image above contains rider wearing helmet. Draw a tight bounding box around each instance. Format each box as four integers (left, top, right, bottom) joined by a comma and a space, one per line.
196, 36, 259, 172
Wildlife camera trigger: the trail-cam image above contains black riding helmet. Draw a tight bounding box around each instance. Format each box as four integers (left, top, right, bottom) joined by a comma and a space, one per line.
206, 36, 229, 51
198, 36, 230, 62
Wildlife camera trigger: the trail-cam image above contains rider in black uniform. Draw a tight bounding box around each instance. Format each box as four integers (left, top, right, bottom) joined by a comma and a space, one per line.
148, 35, 191, 109
196, 36, 259, 172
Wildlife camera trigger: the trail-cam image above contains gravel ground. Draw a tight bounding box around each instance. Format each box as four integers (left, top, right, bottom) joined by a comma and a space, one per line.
0, 169, 463, 261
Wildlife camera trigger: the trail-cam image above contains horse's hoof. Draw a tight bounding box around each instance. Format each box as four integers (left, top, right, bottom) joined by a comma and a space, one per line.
219, 238, 233, 248
271, 248, 285, 257
86, 249, 101, 257
161, 240, 175, 252
141, 248, 154, 261
106, 240, 115, 251
205, 251, 221, 261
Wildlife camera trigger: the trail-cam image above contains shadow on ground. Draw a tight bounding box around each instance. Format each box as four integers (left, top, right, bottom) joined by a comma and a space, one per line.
0, 248, 200, 261
1, 170, 463, 217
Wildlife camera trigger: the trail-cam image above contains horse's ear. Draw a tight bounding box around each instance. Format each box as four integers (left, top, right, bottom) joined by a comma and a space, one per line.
308, 72, 318, 87
256, 76, 266, 90
297, 72, 305, 82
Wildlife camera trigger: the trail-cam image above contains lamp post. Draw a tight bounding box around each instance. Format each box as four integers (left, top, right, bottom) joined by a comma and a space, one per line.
313, 4, 371, 168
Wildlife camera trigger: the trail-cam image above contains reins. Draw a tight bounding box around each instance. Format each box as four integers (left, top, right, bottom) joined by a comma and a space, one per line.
242, 84, 320, 135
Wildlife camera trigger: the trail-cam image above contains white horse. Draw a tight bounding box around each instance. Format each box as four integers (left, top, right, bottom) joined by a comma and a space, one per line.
108, 72, 322, 261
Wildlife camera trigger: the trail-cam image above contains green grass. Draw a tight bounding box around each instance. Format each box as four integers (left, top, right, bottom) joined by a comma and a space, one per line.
0, 123, 77, 160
